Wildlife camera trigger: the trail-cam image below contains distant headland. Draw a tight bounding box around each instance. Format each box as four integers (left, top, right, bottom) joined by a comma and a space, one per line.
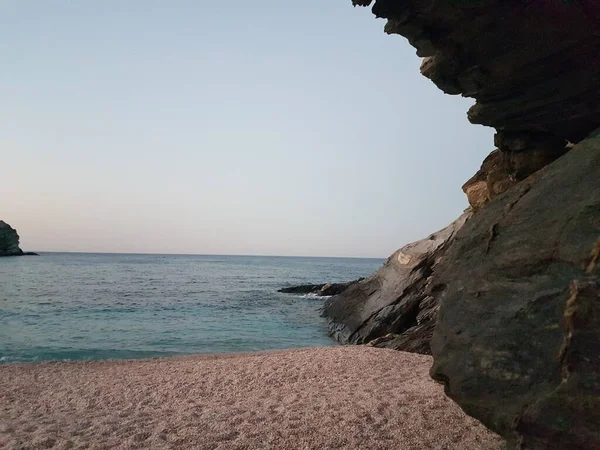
0, 220, 38, 256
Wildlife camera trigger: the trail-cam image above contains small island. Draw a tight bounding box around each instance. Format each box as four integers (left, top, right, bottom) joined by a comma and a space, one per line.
0, 220, 38, 256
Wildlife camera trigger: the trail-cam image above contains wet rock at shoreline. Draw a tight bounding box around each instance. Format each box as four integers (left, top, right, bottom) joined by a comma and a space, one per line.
278, 279, 364, 296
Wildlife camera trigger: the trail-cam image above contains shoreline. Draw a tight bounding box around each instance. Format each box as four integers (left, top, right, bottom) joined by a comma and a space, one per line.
1, 345, 341, 367
1, 346, 503, 449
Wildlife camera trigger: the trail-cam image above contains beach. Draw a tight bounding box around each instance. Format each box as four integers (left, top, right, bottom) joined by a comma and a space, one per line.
0, 346, 503, 449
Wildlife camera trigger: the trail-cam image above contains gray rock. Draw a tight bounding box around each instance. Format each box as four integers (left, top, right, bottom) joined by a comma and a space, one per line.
430, 131, 600, 449
278, 279, 363, 296
348, 1, 600, 447
321, 213, 470, 354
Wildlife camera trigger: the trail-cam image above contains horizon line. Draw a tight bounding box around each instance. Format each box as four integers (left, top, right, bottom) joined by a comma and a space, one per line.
25, 250, 387, 260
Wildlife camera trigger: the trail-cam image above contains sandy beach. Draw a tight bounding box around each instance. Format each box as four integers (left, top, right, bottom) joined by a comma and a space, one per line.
1, 346, 503, 450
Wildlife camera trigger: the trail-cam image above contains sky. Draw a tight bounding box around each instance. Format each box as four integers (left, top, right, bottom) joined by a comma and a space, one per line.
1, 0, 493, 258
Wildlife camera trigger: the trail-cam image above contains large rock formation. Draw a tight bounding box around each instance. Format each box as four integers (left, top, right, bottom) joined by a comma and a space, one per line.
0, 221, 36, 256
430, 131, 600, 449
353, 0, 600, 144
346, 1, 600, 448
353, 0, 599, 208
321, 213, 469, 354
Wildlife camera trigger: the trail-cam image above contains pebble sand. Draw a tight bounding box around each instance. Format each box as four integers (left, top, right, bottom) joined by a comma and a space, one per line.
0, 346, 504, 449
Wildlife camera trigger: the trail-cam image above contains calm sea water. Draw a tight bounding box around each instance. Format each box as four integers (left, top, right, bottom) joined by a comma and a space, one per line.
0, 253, 382, 363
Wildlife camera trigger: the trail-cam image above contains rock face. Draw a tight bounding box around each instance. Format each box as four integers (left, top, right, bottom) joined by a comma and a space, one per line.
321, 213, 469, 354
461, 149, 507, 209
353, 0, 598, 209
353, 0, 600, 144
278, 279, 363, 296
462, 143, 569, 209
430, 132, 600, 448
0, 221, 25, 256
348, 1, 600, 447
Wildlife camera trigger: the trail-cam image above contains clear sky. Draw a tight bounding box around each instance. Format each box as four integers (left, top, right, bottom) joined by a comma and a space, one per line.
1, 1, 493, 258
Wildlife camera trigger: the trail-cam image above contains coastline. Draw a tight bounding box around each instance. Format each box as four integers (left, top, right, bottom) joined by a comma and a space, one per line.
1, 346, 503, 449
1, 345, 339, 366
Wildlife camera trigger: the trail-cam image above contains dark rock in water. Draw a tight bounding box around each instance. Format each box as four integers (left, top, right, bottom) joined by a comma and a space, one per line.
0, 221, 25, 256
278, 284, 327, 295
278, 279, 363, 296
430, 131, 600, 449
22, 251, 39, 256
321, 213, 469, 355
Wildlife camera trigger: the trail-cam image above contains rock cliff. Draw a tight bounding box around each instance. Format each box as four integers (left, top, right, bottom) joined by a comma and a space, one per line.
354, 0, 599, 208
431, 131, 600, 449
353, 0, 600, 143
334, 1, 600, 448
0, 221, 36, 256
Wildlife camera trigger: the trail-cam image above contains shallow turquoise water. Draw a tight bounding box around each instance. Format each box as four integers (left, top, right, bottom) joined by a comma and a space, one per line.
0, 253, 382, 362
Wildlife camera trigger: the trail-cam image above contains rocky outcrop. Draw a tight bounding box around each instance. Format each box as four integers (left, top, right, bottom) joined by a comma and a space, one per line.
278, 279, 364, 296
0, 221, 37, 256
462, 140, 570, 209
347, 1, 600, 447
354, 0, 598, 208
430, 131, 600, 449
0, 221, 24, 256
461, 149, 508, 209
321, 213, 469, 354
353, 0, 600, 144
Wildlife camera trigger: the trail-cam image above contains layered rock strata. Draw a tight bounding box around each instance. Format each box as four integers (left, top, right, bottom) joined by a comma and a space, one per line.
353, 0, 600, 143
353, 0, 599, 208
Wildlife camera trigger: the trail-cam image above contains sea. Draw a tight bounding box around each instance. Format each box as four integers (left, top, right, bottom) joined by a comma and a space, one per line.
0, 253, 383, 363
